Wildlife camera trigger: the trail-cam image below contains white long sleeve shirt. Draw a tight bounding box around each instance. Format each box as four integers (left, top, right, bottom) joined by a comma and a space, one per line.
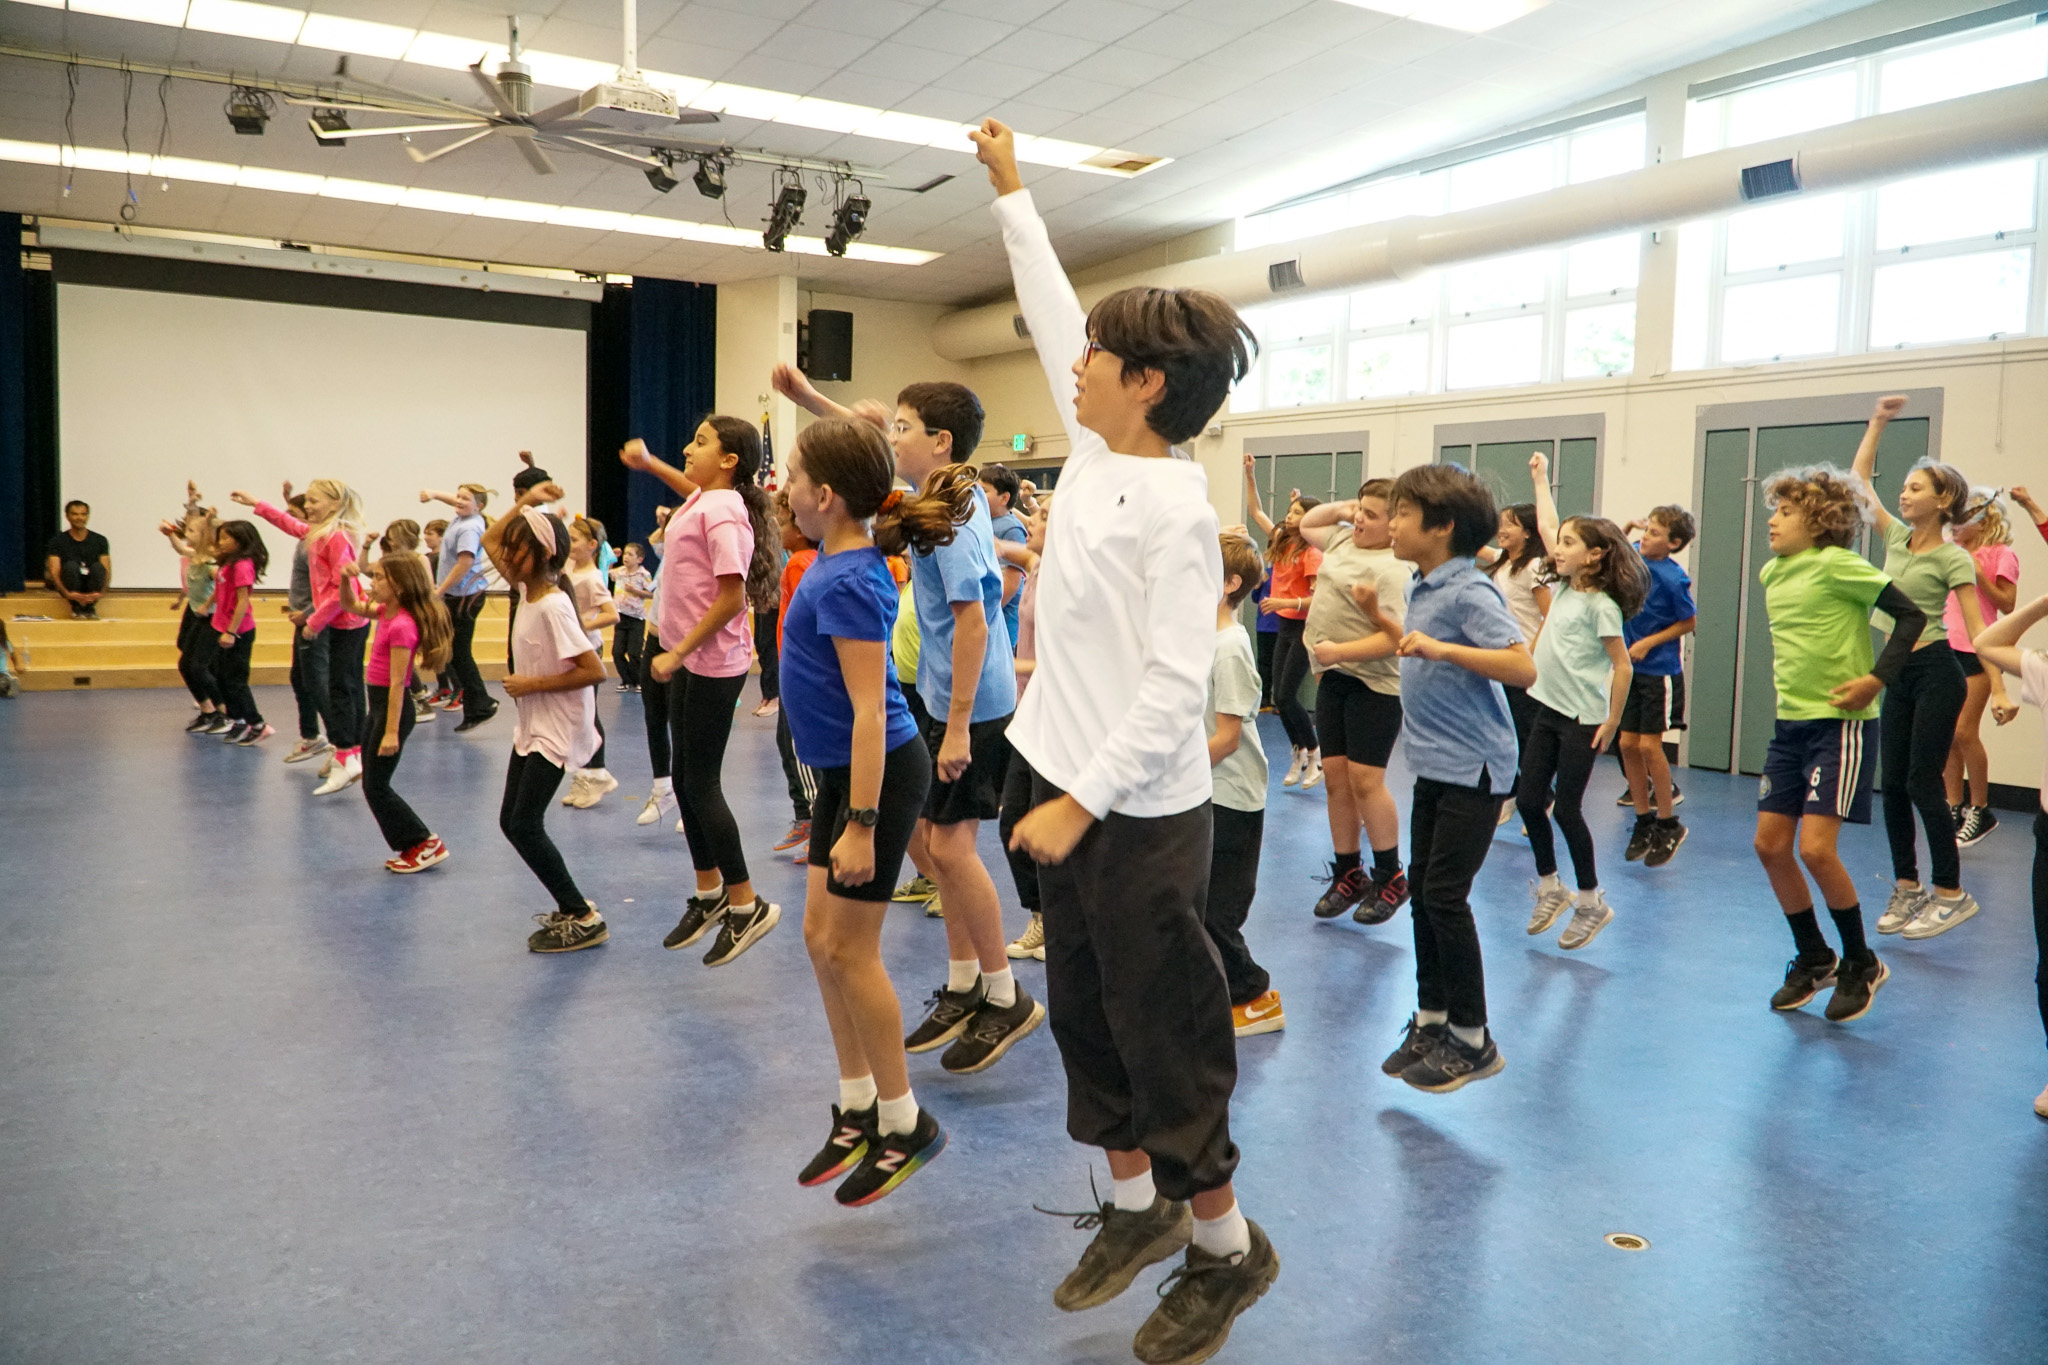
993, 189, 1223, 820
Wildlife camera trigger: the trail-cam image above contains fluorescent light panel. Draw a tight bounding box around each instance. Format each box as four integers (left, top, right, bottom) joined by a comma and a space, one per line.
1335, 0, 1548, 34
0, 137, 941, 264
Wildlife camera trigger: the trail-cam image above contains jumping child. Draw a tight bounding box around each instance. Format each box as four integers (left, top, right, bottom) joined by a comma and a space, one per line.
1485, 500, 1550, 822
1615, 506, 1696, 865
1244, 455, 1323, 788
771, 491, 822, 859
162, 503, 224, 733
609, 542, 653, 693
1211, 532, 1283, 1036
1944, 490, 2020, 850
561, 516, 621, 811
359, 551, 452, 873
209, 520, 272, 745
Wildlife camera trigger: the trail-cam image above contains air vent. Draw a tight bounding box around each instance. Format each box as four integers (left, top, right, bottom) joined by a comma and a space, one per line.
1012, 313, 1031, 339
1079, 149, 1169, 177
1268, 259, 1305, 293
1740, 158, 1800, 201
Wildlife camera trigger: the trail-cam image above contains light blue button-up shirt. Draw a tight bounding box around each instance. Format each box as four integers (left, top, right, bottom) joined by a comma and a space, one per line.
1399, 555, 1524, 794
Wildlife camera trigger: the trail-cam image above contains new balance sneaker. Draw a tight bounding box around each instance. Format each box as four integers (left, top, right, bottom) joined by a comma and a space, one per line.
797, 1104, 873, 1187
281, 735, 327, 762
1770, 953, 1840, 1011
1624, 817, 1656, 863
1311, 860, 1368, 919
1381, 1014, 1444, 1077
528, 904, 608, 953
1557, 893, 1614, 950
834, 1108, 946, 1207
904, 979, 986, 1053
636, 783, 677, 826
663, 889, 729, 950
1902, 889, 1980, 940
1047, 1193, 1192, 1312
774, 819, 812, 852
384, 836, 448, 874
1354, 867, 1408, 926
1824, 954, 1889, 1022
1400, 1028, 1505, 1093
1643, 820, 1687, 868
1232, 989, 1285, 1037
1526, 880, 1573, 936
703, 899, 781, 967
940, 986, 1046, 1074
891, 874, 938, 904
1132, 1220, 1280, 1365
1958, 806, 1999, 847
234, 723, 275, 747
1876, 883, 1930, 935
1007, 912, 1046, 961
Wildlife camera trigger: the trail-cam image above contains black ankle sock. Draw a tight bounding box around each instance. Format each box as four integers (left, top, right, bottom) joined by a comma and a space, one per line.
1785, 908, 1830, 961
1656, 815, 1681, 829
1829, 905, 1872, 961
1372, 846, 1400, 878
1334, 850, 1362, 875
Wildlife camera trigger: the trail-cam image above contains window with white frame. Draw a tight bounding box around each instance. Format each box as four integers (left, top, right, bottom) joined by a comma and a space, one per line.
1674, 18, 2048, 368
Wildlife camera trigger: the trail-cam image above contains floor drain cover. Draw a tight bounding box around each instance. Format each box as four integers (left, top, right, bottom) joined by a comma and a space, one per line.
1605, 1233, 1650, 1252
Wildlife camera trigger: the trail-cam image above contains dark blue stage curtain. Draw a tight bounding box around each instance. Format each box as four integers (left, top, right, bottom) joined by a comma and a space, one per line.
586, 277, 717, 552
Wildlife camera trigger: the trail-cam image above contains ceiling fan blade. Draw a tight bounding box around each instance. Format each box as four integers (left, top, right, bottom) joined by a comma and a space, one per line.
312, 119, 493, 141
544, 124, 715, 154
404, 127, 501, 164
542, 135, 662, 172
528, 93, 586, 126
468, 62, 524, 120
515, 136, 556, 175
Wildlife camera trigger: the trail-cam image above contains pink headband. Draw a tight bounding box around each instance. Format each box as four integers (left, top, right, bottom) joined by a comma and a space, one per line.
521, 506, 556, 556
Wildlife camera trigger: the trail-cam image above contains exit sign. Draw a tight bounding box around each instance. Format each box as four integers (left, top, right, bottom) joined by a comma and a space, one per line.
1011, 433, 1034, 454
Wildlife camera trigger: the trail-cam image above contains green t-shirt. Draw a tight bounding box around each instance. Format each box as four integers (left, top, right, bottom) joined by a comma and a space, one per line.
1760, 546, 1892, 720
1879, 519, 1976, 631
1529, 585, 1626, 724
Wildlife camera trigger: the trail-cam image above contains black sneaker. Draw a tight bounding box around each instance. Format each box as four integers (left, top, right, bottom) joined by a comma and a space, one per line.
1770, 953, 1839, 1011
798, 1104, 874, 1187
184, 712, 213, 733
1043, 1191, 1192, 1312
940, 986, 1047, 1074
1824, 954, 1889, 1023
1312, 860, 1368, 919
1624, 816, 1656, 862
1133, 1219, 1280, 1365
1958, 806, 1998, 848
219, 721, 249, 743
834, 1108, 947, 1207
1643, 820, 1687, 868
663, 889, 729, 949
1621, 783, 1684, 806
528, 907, 608, 953
452, 701, 500, 734
702, 899, 781, 967
1380, 1014, 1444, 1076
201, 714, 233, 735
904, 979, 986, 1053
1400, 1027, 1505, 1093
1354, 867, 1408, 925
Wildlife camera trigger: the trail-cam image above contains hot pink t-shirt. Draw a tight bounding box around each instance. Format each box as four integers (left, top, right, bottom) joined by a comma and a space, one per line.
655, 488, 754, 677
1945, 543, 2019, 652
210, 557, 257, 633
367, 606, 420, 687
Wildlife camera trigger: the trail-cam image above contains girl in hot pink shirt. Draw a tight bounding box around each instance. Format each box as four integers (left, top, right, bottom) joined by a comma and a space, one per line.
208, 520, 271, 744
362, 552, 454, 873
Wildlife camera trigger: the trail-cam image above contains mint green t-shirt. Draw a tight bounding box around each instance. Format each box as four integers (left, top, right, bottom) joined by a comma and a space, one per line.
1879, 519, 1976, 634
1529, 585, 1625, 724
1760, 546, 1892, 721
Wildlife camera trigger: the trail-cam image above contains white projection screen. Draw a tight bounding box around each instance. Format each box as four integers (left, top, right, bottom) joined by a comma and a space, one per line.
58, 282, 588, 588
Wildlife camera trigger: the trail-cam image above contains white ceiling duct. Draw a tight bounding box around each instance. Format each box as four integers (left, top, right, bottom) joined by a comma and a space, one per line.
931, 76, 2048, 362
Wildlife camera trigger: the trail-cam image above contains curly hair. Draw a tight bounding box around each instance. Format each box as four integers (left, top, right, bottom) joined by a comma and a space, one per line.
1765, 464, 1874, 551
1561, 515, 1650, 618
875, 462, 979, 560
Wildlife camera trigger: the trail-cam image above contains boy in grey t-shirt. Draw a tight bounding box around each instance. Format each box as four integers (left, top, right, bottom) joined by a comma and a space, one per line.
1208, 533, 1280, 1036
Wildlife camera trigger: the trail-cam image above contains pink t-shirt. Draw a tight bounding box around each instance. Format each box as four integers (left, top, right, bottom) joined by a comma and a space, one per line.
367, 606, 420, 687
1015, 569, 1038, 698
1945, 542, 2019, 652
210, 557, 257, 633
2022, 650, 2048, 812
511, 584, 599, 771
655, 488, 754, 677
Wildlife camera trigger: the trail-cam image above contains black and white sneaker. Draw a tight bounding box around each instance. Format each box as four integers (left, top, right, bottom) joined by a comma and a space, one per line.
1044, 1191, 1192, 1312
1957, 806, 1998, 848
663, 889, 729, 950
184, 712, 214, 733
798, 1104, 874, 1187
1381, 1014, 1444, 1076
1824, 954, 1888, 1023
1624, 816, 1656, 863
940, 986, 1047, 1074
1132, 1220, 1280, 1365
201, 714, 234, 735
1311, 860, 1368, 919
528, 905, 608, 953
452, 701, 500, 734
834, 1108, 947, 1207
1616, 783, 1682, 807
904, 979, 986, 1053
218, 721, 249, 743
1770, 954, 1839, 1011
702, 900, 780, 967
1643, 820, 1687, 868
1400, 1028, 1504, 1093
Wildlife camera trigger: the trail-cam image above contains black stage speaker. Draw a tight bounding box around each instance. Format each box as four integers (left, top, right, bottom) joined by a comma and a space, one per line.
803, 309, 853, 383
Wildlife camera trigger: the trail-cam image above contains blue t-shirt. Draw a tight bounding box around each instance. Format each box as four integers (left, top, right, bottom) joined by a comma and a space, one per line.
1399, 556, 1524, 794
438, 513, 488, 596
991, 510, 1028, 646
782, 546, 919, 770
1253, 569, 1280, 633
1625, 555, 1695, 677
912, 486, 1018, 723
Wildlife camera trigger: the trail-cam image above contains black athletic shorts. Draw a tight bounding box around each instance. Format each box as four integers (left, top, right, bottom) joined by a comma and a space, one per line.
809, 735, 934, 903
920, 711, 1012, 825
1956, 649, 1984, 678
1619, 670, 1687, 734
1312, 671, 1403, 767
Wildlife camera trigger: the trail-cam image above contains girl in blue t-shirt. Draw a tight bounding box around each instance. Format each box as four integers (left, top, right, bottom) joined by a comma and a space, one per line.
782, 418, 947, 1208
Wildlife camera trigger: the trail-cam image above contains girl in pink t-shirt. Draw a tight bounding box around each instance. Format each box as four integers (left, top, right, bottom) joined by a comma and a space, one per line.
620, 417, 782, 967
208, 520, 272, 745
1945, 494, 2022, 840
362, 552, 454, 873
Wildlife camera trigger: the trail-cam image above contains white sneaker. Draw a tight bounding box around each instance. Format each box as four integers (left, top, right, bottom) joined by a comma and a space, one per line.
1007, 912, 1046, 961
1558, 892, 1614, 950
636, 783, 676, 826
1301, 750, 1324, 788
317, 753, 335, 779
282, 737, 329, 765
1876, 883, 1929, 935
1526, 880, 1572, 935
567, 770, 618, 809
561, 771, 592, 807
313, 752, 361, 796
1902, 889, 1980, 940
1282, 749, 1305, 787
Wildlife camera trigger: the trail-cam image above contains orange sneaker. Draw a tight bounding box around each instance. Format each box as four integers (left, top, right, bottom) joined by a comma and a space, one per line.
1232, 989, 1285, 1037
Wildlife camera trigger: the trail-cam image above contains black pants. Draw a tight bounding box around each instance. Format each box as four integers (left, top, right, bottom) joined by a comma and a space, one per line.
1033, 772, 1238, 1202
641, 648, 672, 779
612, 614, 645, 683
1255, 629, 1277, 709
324, 623, 368, 754
2033, 810, 2047, 1048
668, 665, 751, 882
588, 698, 607, 771
1270, 616, 1317, 751
1000, 748, 1041, 914
443, 592, 490, 720
1880, 642, 1966, 889
177, 607, 223, 707
362, 684, 429, 852
1503, 684, 1536, 771
211, 628, 261, 726
291, 625, 330, 740
776, 706, 816, 822
1410, 774, 1500, 1029
1517, 700, 1602, 889
754, 607, 780, 702
1207, 804, 1270, 1006
57, 559, 102, 613
500, 749, 585, 914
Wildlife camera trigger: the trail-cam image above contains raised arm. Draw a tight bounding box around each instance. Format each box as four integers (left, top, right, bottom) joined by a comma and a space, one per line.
1975, 590, 2048, 679
619, 438, 698, 501
770, 362, 866, 425
1243, 456, 1277, 537
1851, 395, 1908, 533
482, 481, 562, 580
235, 491, 310, 540
419, 488, 462, 509
1529, 452, 1561, 559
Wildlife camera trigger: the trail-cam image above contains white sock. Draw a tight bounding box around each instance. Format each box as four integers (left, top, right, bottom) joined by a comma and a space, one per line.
589, 767, 611, 781
1192, 1201, 1252, 1258
1935, 889, 1964, 902
876, 1089, 919, 1137
727, 894, 755, 915
946, 958, 980, 994
654, 776, 673, 794
1112, 1169, 1156, 1213
695, 881, 724, 904
1416, 1008, 1449, 1027
984, 966, 1017, 1008
839, 1074, 877, 1113
1450, 1022, 1486, 1050
1538, 873, 1564, 895
1576, 886, 1602, 907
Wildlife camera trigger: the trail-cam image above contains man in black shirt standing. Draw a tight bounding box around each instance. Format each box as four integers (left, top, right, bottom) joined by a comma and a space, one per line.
45, 500, 112, 619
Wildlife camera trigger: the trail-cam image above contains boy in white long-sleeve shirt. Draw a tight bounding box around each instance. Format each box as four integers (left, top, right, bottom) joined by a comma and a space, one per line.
974, 120, 1279, 1365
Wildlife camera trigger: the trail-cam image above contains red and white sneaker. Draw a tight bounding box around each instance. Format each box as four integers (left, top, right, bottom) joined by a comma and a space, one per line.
385, 836, 449, 874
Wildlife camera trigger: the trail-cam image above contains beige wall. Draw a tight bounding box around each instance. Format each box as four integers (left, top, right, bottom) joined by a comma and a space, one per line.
797, 291, 973, 448
714, 275, 798, 470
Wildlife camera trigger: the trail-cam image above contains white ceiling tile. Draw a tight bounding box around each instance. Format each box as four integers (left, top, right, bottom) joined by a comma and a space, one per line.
654, 3, 785, 53
1170, 0, 1318, 33
977, 27, 1102, 74
759, 23, 879, 69
885, 10, 1016, 58
805, 69, 925, 112
1033, 0, 1154, 45
939, 0, 1065, 24
634, 36, 750, 80
713, 52, 836, 96
1113, 17, 1235, 62
1061, 43, 1185, 87
838, 43, 966, 86
891, 84, 1002, 122
797, 0, 927, 41
927, 57, 1045, 102
1018, 72, 1127, 116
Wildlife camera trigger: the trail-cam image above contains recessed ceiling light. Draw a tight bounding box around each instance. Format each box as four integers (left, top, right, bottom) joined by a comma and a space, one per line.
296, 13, 414, 60
68, 0, 192, 25
1334, 0, 1548, 34
185, 0, 306, 44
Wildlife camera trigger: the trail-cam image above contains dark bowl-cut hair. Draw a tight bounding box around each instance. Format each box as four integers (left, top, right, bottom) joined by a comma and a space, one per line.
64, 499, 90, 515
1391, 464, 1498, 559
897, 381, 985, 463
979, 462, 1021, 505
1086, 286, 1257, 445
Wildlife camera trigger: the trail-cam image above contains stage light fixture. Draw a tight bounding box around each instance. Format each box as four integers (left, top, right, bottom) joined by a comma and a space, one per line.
645, 151, 677, 194
225, 86, 273, 136
825, 193, 870, 257
692, 156, 726, 199
763, 180, 805, 253
309, 108, 350, 146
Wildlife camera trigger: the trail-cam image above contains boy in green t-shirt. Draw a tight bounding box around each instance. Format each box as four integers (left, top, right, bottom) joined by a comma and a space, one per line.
1754, 464, 1928, 1025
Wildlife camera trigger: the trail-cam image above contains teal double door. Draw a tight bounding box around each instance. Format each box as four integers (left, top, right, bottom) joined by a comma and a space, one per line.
1438, 438, 1598, 519
1690, 418, 1929, 775
1244, 450, 1365, 555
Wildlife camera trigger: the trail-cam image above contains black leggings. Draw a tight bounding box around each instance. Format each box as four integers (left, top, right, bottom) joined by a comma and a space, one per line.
1517, 699, 1602, 889
2033, 810, 2047, 1048
668, 665, 751, 883
754, 607, 780, 702
1880, 641, 1966, 889
177, 607, 222, 707
776, 706, 816, 822
324, 623, 369, 754
210, 628, 261, 726
1270, 616, 1317, 751
1207, 804, 1269, 1006
1503, 684, 1536, 772
641, 648, 671, 778
500, 748, 585, 913
612, 614, 644, 682
361, 684, 429, 852
291, 625, 329, 740
443, 592, 491, 721
1001, 746, 1040, 914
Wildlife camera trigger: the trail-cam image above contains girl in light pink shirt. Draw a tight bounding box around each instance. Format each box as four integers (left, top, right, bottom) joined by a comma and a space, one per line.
1945, 492, 2021, 839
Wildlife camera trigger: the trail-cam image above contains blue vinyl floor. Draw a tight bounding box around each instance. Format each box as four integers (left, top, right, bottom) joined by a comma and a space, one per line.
2, 685, 2045, 1365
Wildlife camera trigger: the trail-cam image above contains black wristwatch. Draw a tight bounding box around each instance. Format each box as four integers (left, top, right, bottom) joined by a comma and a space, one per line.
846, 806, 881, 828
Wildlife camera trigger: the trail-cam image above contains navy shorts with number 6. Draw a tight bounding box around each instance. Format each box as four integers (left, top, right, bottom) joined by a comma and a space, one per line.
1757, 717, 1876, 824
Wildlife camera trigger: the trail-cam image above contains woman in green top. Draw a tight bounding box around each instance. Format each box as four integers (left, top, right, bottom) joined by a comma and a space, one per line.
1850, 395, 1997, 940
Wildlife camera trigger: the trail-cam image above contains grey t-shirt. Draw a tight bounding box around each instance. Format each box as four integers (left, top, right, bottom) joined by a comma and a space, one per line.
288, 539, 313, 613
1304, 526, 1409, 696
1208, 623, 1268, 813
